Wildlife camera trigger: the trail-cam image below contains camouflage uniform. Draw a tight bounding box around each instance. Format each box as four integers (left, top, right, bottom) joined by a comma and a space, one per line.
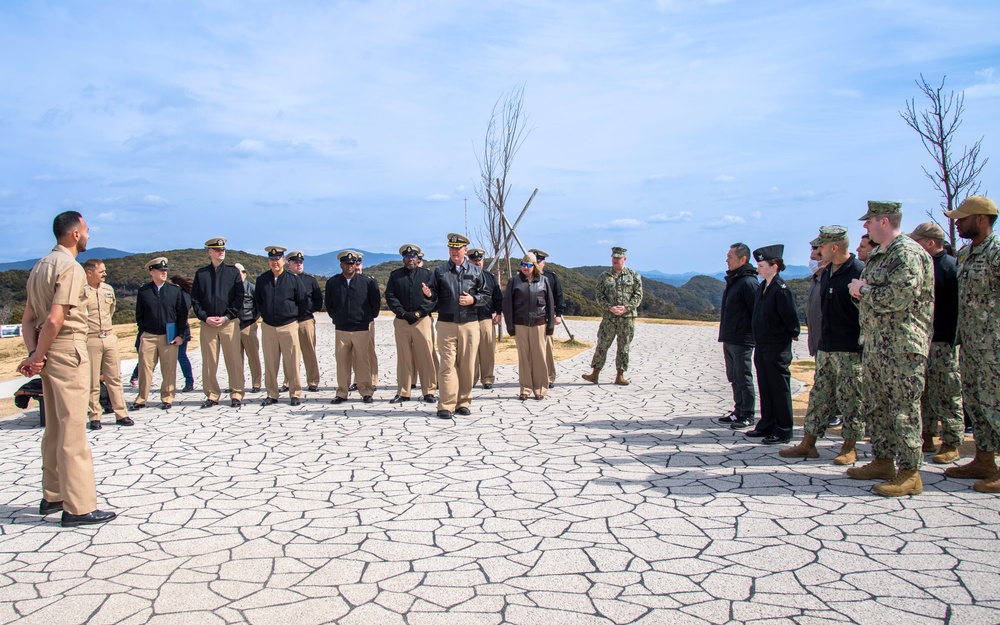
922, 342, 964, 447
956, 231, 1000, 452
591, 267, 643, 371
858, 233, 934, 470
805, 351, 863, 440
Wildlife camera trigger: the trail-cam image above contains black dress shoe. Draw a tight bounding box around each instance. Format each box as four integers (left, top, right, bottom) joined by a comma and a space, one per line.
115, 417, 135, 426
129, 403, 145, 411
290, 398, 301, 406
158, 403, 171, 410
279, 384, 289, 393
330, 396, 346, 405
389, 395, 410, 404
39, 499, 63, 515
362, 395, 373, 404
348, 383, 358, 392
729, 417, 754, 430
483, 384, 493, 390
201, 399, 219, 409
744, 429, 768, 438
261, 397, 279, 406
307, 385, 320, 392
762, 435, 792, 445
89, 420, 102, 430
181, 384, 195, 393
411, 384, 418, 390
251, 387, 261, 393
456, 407, 471, 416
436, 410, 453, 419
423, 394, 437, 403
61, 509, 117, 527
549, 382, 555, 388
230, 399, 242, 408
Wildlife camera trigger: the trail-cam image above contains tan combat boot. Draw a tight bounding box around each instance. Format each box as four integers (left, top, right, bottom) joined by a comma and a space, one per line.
873, 469, 923, 497
833, 439, 857, 466
846, 458, 896, 481
973, 468, 1000, 493
779, 434, 819, 458
932, 444, 960, 464
581, 368, 600, 384
921, 431, 936, 453
943, 449, 997, 479
614, 370, 630, 386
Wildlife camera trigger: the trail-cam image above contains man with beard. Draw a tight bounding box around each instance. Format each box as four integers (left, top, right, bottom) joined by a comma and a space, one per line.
384, 244, 437, 403
83, 258, 131, 430
327, 251, 381, 404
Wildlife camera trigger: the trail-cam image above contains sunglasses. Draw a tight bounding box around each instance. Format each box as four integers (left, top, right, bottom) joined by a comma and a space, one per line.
521, 262, 534, 268
403, 254, 418, 258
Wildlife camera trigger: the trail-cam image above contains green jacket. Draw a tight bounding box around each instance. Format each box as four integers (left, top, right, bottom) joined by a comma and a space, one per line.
859, 233, 933, 355
596, 267, 643, 319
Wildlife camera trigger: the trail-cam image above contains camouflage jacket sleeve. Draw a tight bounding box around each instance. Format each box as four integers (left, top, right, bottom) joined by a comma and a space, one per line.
622, 268, 643, 314
957, 233, 1000, 350
860, 235, 934, 354
595, 271, 614, 310
862, 236, 932, 314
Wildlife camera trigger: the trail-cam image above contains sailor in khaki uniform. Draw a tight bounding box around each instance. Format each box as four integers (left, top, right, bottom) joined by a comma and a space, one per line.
254, 246, 309, 406
133, 257, 189, 410
83, 258, 131, 430
286, 251, 323, 392
18, 211, 116, 527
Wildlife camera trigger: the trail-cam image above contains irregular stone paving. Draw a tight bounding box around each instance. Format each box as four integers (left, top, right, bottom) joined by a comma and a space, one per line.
0, 317, 998, 625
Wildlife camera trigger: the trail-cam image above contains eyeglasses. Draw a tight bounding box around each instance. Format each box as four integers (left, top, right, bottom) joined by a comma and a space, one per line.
521, 262, 533, 268
403, 254, 418, 259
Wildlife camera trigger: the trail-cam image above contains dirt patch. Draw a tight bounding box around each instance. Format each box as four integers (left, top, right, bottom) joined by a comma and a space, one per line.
493, 337, 592, 366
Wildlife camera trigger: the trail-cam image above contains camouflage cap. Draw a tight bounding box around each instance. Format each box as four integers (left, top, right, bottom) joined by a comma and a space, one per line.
145, 257, 169, 271
205, 236, 227, 249
399, 244, 422, 256
611, 246, 627, 258
908, 222, 946, 242
810, 225, 848, 247
286, 250, 305, 262
753, 244, 784, 262
944, 195, 998, 219
467, 248, 486, 260
859, 200, 902, 221
338, 250, 362, 263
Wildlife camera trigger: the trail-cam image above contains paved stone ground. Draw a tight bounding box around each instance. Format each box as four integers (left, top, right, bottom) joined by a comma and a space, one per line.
0, 317, 998, 625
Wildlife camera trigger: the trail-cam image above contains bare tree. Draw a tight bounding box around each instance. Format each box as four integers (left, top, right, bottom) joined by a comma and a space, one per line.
475, 84, 531, 281
901, 74, 989, 247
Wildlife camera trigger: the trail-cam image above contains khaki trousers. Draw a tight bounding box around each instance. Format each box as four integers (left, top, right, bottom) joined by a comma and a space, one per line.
437, 320, 479, 412
473, 318, 496, 386
393, 316, 437, 397
137, 333, 178, 404
297, 317, 320, 387
87, 333, 128, 420
199, 318, 245, 401
262, 321, 301, 399
515, 324, 549, 398
545, 334, 557, 385
337, 329, 373, 397
240, 323, 262, 388
41, 336, 98, 515
355, 321, 378, 388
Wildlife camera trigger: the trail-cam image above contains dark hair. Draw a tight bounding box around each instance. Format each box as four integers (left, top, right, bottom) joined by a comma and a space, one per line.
82, 258, 104, 271
989, 214, 998, 227
52, 211, 83, 239
764, 258, 786, 272
730, 243, 751, 263
943, 241, 955, 257
170, 274, 193, 293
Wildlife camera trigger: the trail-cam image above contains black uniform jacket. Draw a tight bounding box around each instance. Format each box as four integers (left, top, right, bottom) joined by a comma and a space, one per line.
477, 270, 503, 321
384, 266, 435, 323
191, 263, 243, 321
238, 280, 259, 330
426, 260, 487, 323
296, 273, 324, 322
542, 269, 566, 316
930, 251, 959, 344
818, 255, 864, 353
254, 270, 308, 327
325, 273, 381, 331
136, 281, 190, 338
719, 263, 758, 346
751, 275, 800, 349
503, 273, 555, 336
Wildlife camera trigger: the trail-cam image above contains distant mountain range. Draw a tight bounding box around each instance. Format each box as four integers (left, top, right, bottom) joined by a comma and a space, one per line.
638, 265, 812, 286
0, 247, 135, 271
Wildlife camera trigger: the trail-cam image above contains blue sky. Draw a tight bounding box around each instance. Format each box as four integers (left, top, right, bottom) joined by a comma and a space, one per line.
1, 0, 997, 273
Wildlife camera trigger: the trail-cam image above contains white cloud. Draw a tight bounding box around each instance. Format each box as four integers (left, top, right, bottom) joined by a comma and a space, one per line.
596, 239, 615, 246
608, 218, 644, 230
967, 68, 1000, 98
97, 211, 116, 221
714, 174, 736, 183
234, 139, 267, 154
140, 194, 170, 206
424, 193, 450, 201
750, 211, 762, 219
648, 211, 693, 223
705, 215, 746, 229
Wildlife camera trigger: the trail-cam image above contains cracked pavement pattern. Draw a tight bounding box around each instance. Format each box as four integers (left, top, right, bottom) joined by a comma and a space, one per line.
1, 317, 998, 624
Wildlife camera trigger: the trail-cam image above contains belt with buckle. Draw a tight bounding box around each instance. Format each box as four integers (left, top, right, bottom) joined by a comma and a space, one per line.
98, 331, 110, 338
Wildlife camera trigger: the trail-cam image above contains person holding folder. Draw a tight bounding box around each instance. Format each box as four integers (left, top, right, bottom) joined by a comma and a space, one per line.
131, 257, 188, 410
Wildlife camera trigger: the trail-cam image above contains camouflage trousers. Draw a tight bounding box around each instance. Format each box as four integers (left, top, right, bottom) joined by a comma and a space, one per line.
591, 315, 635, 371
863, 349, 926, 470
804, 350, 865, 441
960, 348, 1000, 453
921, 342, 964, 447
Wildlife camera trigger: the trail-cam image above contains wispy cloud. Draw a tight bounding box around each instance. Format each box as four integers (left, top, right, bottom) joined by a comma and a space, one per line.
608, 218, 644, 230
649, 211, 693, 223
705, 215, 746, 229
714, 174, 736, 183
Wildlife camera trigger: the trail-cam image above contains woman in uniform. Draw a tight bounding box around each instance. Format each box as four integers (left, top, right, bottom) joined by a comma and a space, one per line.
502, 252, 555, 400
745, 244, 800, 444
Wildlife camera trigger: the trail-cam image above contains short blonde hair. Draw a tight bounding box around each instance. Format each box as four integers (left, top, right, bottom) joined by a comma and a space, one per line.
522, 252, 542, 278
